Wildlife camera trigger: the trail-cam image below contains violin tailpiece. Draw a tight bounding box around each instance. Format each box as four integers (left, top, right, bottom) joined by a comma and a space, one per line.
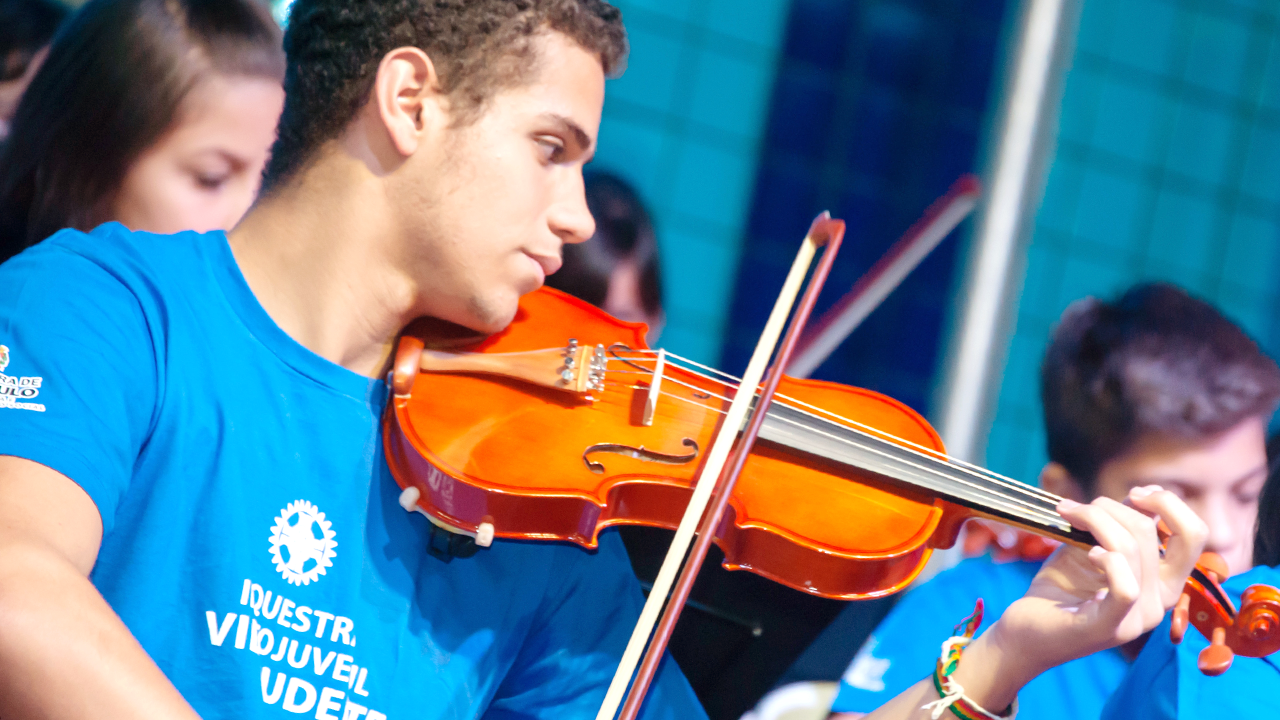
416, 341, 606, 397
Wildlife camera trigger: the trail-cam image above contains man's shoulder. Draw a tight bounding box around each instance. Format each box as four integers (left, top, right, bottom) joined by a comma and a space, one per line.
29, 222, 209, 274
1224, 564, 1280, 595
907, 554, 1040, 607
1, 223, 222, 322
832, 556, 1040, 708
866, 555, 1039, 645
1102, 565, 1280, 720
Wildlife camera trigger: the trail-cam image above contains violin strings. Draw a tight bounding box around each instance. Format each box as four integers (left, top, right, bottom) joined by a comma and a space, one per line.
597, 377, 1068, 531
600, 350, 1068, 518
757, 409, 1070, 528
602, 348, 1060, 507
607, 349, 1067, 510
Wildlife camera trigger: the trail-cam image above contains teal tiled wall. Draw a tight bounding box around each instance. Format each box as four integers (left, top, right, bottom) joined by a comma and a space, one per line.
593, 0, 791, 363
983, 0, 1280, 484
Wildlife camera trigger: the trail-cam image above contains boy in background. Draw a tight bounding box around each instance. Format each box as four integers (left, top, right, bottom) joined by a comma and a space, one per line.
831, 282, 1280, 719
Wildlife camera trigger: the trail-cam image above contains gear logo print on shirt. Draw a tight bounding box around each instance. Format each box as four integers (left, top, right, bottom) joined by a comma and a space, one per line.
268, 500, 337, 585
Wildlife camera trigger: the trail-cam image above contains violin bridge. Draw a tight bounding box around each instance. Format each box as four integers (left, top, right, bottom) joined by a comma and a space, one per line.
416, 339, 607, 398
642, 349, 665, 426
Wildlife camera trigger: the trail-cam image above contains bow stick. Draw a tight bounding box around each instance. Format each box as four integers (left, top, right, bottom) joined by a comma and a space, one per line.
596, 213, 846, 720
788, 175, 980, 378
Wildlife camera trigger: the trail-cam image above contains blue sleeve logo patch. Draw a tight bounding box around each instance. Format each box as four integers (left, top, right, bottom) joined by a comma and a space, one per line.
0, 345, 46, 412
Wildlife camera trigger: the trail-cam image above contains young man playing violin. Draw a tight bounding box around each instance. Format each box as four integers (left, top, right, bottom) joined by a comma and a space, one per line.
832, 283, 1279, 720
0, 1, 1209, 719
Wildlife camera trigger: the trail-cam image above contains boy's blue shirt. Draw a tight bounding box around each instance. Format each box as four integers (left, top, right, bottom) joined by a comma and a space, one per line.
1101, 564, 1280, 720
0, 223, 704, 720
830, 554, 1129, 719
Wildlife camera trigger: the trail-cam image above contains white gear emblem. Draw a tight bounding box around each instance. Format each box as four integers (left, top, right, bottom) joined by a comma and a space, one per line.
268, 500, 337, 585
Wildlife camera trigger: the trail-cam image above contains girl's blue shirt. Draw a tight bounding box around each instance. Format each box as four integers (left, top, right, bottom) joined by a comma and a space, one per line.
1102, 563, 1280, 720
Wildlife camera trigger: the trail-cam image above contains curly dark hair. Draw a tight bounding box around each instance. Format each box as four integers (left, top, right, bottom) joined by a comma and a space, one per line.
1041, 282, 1280, 493
262, 0, 627, 191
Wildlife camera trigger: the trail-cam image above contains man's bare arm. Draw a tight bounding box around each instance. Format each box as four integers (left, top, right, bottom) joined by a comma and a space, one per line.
0, 455, 199, 719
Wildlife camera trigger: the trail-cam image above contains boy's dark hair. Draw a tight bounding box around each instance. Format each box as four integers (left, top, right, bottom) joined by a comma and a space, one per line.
1042, 282, 1280, 493
544, 170, 661, 317
1, 0, 68, 77
0, 0, 284, 260
263, 0, 627, 192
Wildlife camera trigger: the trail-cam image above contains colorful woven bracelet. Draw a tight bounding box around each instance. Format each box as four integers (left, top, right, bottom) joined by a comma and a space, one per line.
920, 599, 1018, 720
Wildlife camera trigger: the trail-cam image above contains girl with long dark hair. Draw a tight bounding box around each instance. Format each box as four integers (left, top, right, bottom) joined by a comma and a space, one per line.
0, 0, 284, 263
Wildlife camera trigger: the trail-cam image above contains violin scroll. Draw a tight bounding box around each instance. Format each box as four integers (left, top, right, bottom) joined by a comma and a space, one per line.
1236, 585, 1280, 650
1170, 552, 1280, 675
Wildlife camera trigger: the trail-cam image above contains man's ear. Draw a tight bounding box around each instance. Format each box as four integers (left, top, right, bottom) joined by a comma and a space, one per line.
1039, 462, 1087, 502
373, 47, 444, 157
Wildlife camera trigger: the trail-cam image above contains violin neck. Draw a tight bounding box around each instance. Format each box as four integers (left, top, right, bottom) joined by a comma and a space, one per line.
758, 402, 1097, 548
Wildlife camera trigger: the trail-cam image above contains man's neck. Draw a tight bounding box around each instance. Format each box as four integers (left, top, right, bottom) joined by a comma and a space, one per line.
228, 151, 418, 379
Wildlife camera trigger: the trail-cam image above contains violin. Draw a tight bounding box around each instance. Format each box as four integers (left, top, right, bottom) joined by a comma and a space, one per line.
381, 286, 1280, 657
382, 210, 1280, 716
384, 285, 1084, 598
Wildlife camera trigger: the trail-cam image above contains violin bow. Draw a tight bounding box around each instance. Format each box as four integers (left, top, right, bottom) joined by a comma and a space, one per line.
788, 175, 981, 378
596, 213, 846, 720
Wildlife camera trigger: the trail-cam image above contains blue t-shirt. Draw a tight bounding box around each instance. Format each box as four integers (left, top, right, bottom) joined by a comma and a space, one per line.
831, 555, 1129, 718
0, 224, 705, 720
1101, 564, 1280, 720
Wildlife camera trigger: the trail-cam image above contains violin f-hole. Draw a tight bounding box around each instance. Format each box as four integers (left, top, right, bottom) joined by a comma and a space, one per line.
583, 438, 700, 474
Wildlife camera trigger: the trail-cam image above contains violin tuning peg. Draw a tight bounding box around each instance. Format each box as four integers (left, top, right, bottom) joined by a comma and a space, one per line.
1197, 626, 1234, 676
1170, 592, 1191, 644
1198, 552, 1229, 584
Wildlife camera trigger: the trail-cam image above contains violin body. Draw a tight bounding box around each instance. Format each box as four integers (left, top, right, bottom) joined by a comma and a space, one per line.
384, 287, 972, 599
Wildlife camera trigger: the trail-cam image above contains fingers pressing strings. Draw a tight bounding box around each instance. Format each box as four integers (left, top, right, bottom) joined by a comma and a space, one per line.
1127, 487, 1210, 596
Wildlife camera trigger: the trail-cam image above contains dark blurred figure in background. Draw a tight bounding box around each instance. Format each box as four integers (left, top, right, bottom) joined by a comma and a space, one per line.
0, 0, 67, 141
1255, 432, 1280, 568
545, 170, 665, 342
0, 0, 284, 264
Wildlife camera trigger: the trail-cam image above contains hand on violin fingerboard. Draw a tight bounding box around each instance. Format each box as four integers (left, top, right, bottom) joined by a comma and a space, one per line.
857, 487, 1207, 720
